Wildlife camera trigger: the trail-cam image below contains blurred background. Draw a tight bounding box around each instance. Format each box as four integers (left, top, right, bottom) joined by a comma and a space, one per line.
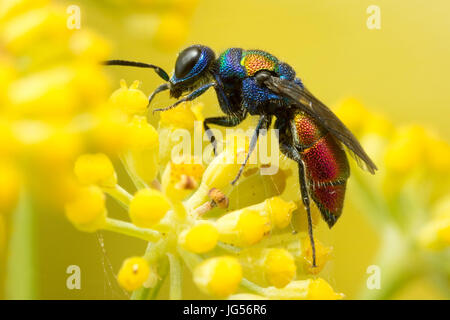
0, 0, 449, 299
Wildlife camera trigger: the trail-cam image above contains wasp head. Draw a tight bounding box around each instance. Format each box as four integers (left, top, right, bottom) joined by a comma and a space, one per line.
169, 45, 215, 99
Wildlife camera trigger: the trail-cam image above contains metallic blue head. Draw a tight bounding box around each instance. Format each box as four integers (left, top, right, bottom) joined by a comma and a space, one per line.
169, 45, 215, 98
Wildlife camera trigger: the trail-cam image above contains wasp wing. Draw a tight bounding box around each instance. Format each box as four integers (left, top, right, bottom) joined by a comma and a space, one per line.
264, 76, 377, 174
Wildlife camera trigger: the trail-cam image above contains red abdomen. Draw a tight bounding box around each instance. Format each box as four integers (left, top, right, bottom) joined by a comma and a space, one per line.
294, 112, 350, 227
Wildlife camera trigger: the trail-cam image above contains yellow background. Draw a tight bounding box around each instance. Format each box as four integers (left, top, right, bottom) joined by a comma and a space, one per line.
11, 0, 449, 299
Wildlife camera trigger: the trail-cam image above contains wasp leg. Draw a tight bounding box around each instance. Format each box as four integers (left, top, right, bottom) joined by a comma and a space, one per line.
231, 114, 271, 185
147, 83, 169, 108
203, 115, 246, 155
278, 141, 317, 268
153, 82, 216, 112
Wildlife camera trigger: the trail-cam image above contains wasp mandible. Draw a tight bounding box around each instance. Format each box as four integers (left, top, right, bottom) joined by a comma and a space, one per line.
104, 45, 378, 267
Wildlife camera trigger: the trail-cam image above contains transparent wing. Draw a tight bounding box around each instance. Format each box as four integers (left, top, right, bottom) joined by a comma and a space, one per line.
264, 76, 377, 174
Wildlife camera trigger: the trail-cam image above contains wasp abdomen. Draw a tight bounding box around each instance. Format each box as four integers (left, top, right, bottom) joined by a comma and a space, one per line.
294, 112, 350, 227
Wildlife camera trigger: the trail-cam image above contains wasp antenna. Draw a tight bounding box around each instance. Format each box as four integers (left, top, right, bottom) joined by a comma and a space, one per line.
102, 59, 170, 81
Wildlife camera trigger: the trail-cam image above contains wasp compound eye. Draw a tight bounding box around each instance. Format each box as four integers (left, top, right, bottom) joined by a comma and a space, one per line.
175, 46, 201, 79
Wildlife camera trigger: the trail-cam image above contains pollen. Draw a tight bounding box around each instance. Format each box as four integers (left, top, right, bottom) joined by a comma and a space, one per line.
74, 153, 117, 188
65, 185, 106, 232
117, 257, 151, 291
193, 256, 243, 297
129, 188, 171, 228
178, 222, 219, 253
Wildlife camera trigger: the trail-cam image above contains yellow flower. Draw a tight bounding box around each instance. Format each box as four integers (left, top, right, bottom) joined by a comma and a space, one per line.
301, 237, 332, 274
65, 186, 107, 232
109, 80, 148, 116
262, 278, 343, 300
334, 98, 369, 134
227, 294, 267, 300
307, 278, 344, 300
216, 208, 271, 247
264, 197, 296, 229
263, 248, 297, 288
127, 115, 159, 184
158, 101, 200, 130
74, 153, 117, 188
418, 197, 450, 250
161, 156, 204, 201
193, 256, 243, 297
129, 188, 171, 228
425, 135, 450, 173
178, 222, 219, 254
384, 125, 427, 174
117, 257, 151, 291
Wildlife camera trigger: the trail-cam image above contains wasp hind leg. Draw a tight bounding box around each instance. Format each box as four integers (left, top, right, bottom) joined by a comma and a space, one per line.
278, 137, 317, 268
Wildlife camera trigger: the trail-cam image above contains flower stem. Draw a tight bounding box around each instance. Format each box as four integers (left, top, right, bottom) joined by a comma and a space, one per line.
167, 253, 182, 300
103, 218, 161, 242
120, 153, 149, 190
103, 184, 132, 209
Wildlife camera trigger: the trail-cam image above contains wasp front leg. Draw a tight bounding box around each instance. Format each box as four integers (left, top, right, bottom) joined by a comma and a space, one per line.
153, 82, 216, 112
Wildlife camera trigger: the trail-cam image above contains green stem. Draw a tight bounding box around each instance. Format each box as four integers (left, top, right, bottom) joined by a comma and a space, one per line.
167, 253, 182, 300
5, 190, 37, 299
240, 278, 266, 296
103, 218, 161, 242
120, 153, 149, 190
103, 184, 132, 209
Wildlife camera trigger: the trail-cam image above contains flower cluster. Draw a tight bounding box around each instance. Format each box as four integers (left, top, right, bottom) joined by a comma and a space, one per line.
335, 98, 450, 299
65, 80, 342, 300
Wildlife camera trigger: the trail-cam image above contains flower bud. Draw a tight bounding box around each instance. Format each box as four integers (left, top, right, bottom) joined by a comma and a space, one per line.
65, 186, 106, 232
127, 116, 159, 184
178, 222, 219, 254
216, 208, 271, 247
264, 197, 296, 229
193, 256, 242, 297
263, 248, 297, 288
74, 153, 117, 188
109, 80, 148, 116
117, 257, 151, 291
262, 278, 343, 300
129, 188, 171, 228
